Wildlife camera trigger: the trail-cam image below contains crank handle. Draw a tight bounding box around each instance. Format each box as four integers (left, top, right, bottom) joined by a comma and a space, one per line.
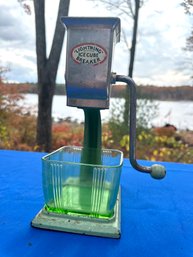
114, 74, 166, 180
150, 164, 166, 179
130, 159, 166, 180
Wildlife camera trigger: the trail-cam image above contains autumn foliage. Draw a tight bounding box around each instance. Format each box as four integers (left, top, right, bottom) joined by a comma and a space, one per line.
0, 84, 36, 150
0, 74, 193, 163
52, 122, 83, 150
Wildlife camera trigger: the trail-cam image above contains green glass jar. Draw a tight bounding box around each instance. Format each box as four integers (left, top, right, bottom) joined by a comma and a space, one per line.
42, 146, 123, 219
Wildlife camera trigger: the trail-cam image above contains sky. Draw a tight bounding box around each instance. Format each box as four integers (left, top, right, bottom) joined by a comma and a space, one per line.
0, 0, 192, 86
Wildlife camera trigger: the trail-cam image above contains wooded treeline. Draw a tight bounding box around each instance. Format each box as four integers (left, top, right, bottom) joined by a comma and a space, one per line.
4, 83, 193, 101
112, 84, 193, 101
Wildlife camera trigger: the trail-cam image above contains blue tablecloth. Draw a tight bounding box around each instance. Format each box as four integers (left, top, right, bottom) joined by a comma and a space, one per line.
0, 149, 193, 257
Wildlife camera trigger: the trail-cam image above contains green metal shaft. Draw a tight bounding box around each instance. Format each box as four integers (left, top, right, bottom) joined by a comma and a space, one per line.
80, 108, 102, 181
82, 108, 102, 164
79, 108, 102, 208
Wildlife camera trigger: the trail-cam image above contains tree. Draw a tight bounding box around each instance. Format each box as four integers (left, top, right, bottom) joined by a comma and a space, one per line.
181, 2, 193, 52
186, 30, 193, 52
19, 0, 70, 152
124, 0, 142, 133
93, 0, 144, 133
181, 0, 193, 14
181, 0, 193, 80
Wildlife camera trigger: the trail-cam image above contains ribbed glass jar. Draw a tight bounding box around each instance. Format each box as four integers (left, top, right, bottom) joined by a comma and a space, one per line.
42, 146, 123, 219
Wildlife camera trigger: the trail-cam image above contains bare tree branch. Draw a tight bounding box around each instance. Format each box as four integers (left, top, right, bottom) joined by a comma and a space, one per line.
126, 0, 135, 18
122, 29, 131, 50
186, 29, 193, 51
181, 0, 193, 14
18, 0, 32, 15
96, 0, 133, 17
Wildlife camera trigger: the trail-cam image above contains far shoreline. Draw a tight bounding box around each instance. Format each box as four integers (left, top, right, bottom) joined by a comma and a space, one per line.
3, 82, 193, 101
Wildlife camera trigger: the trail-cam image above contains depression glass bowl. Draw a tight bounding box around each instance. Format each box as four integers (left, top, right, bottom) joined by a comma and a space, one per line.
42, 146, 123, 218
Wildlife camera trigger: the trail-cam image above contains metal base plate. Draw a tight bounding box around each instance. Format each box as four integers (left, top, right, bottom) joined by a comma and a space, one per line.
31, 189, 121, 238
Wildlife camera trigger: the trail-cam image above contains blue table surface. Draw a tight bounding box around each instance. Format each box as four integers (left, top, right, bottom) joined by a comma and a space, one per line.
0, 149, 193, 257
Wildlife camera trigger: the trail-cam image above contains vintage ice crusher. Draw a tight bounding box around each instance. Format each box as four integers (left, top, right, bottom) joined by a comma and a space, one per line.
32, 17, 166, 238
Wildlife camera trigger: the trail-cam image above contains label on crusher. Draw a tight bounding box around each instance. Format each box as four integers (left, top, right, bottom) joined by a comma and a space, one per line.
71, 43, 107, 66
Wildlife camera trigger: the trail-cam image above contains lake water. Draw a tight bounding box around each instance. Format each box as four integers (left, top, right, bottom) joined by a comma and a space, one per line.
20, 94, 193, 130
